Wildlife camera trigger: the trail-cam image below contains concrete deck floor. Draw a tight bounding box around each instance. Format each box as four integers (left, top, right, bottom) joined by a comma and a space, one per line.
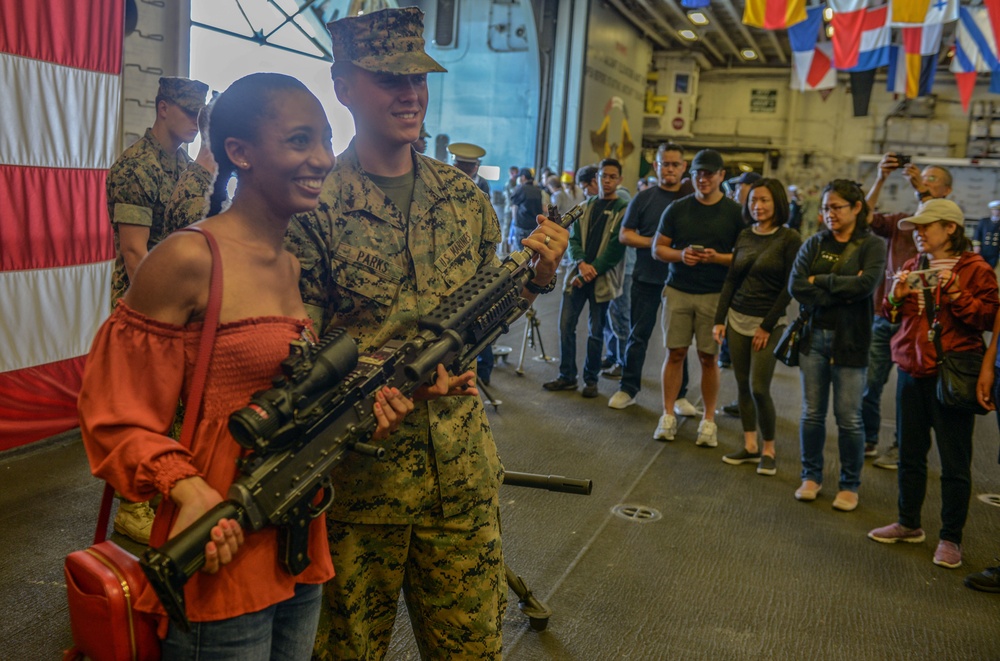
2, 290, 999, 660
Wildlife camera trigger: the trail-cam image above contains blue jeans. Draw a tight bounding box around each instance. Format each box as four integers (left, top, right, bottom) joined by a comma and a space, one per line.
896, 369, 975, 544
861, 315, 900, 446
558, 283, 609, 385
161, 583, 322, 661
798, 328, 867, 491
604, 251, 634, 364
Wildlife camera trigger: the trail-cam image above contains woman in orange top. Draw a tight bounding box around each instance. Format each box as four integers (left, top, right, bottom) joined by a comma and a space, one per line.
79, 73, 412, 659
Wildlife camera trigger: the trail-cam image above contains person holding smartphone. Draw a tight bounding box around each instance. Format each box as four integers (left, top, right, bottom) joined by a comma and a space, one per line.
868, 199, 998, 570
863, 155, 954, 469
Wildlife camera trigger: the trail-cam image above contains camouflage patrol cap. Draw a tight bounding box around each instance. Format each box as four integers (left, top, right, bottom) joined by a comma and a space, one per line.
447, 142, 486, 163
157, 77, 209, 114
327, 7, 446, 75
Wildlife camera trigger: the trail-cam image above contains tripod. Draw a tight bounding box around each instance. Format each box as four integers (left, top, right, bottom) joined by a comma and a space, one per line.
516, 306, 556, 375
502, 470, 592, 631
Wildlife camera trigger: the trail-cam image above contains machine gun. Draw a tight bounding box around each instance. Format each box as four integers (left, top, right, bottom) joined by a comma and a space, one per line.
140, 204, 586, 630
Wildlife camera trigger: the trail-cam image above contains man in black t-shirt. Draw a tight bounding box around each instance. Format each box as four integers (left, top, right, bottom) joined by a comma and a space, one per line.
608, 143, 695, 412
651, 149, 744, 447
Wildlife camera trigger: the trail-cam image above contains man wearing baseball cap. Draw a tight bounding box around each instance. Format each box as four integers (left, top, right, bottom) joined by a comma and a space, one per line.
104, 74, 208, 544
651, 149, 744, 447
287, 7, 567, 658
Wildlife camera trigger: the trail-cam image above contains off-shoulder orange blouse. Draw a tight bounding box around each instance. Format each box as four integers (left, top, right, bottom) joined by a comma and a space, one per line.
78, 303, 334, 625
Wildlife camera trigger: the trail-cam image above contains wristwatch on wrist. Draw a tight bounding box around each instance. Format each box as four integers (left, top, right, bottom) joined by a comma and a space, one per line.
524, 274, 558, 295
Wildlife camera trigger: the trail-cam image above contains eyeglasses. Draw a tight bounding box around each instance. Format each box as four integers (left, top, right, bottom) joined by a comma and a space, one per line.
656, 161, 684, 168
820, 203, 852, 214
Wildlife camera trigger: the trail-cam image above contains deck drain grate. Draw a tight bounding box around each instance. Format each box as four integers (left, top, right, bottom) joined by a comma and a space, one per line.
977, 493, 1000, 509
611, 504, 662, 523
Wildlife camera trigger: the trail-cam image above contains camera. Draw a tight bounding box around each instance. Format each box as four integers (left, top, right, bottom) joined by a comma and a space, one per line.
895, 153, 911, 166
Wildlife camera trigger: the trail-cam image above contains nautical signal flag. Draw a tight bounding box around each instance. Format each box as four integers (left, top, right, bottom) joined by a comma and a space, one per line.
830, 3, 891, 72
889, 0, 959, 26
887, 23, 943, 98
788, 6, 836, 92
680, 0, 710, 8
743, 0, 807, 30
950, 3, 1000, 111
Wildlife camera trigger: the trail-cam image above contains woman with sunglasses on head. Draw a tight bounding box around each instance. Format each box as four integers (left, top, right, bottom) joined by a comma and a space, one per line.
713, 178, 802, 477
79, 73, 412, 659
868, 199, 998, 570
788, 179, 886, 512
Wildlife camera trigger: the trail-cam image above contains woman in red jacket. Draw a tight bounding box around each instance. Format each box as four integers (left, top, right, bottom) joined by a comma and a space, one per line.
867, 199, 999, 570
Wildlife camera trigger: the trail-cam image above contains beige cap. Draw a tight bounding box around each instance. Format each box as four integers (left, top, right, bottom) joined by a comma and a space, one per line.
898, 198, 965, 230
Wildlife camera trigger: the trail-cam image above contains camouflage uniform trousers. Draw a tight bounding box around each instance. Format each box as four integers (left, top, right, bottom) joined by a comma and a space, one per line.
313, 495, 507, 661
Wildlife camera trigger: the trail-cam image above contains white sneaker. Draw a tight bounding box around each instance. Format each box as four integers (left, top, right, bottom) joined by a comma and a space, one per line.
695, 419, 718, 447
673, 398, 702, 417
608, 391, 636, 409
653, 413, 677, 441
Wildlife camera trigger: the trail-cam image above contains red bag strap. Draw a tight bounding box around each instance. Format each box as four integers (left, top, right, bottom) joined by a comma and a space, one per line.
93, 227, 223, 544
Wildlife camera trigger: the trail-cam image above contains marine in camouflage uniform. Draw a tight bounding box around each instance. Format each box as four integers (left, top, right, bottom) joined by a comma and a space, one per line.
163, 161, 213, 235
287, 8, 566, 660
106, 76, 208, 305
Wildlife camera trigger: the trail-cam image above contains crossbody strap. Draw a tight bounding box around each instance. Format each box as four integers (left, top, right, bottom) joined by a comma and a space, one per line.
93, 227, 223, 544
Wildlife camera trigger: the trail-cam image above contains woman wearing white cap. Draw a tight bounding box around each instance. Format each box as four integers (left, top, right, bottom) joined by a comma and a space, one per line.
868, 198, 999, 570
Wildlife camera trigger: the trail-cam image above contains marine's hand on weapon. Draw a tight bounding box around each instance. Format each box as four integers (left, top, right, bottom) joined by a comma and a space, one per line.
168, 476, 245, 574
372, 386, 414, 441
413, 363, 478, 401
520, 212, 569, 290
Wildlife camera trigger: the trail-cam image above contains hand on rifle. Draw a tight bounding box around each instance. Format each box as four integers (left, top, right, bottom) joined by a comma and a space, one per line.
413, 363, 478, 401
168, 476, 244, 574
372, 386, 414, 441
522, 214, 570, 286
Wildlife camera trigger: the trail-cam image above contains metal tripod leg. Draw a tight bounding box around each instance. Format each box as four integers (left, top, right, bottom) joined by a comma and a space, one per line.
505, 563, 552, 631
477, 377, 501, 411
516, 307, 555, 376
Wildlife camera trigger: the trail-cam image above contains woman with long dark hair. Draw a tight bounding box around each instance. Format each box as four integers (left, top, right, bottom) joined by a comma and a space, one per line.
868, 199, 998, 569
79, 73, 412, 659
788, 179, 886, 511
713, 178, 801, 476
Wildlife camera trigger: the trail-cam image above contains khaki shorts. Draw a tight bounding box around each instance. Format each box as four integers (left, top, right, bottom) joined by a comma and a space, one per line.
662, 286, 721, 355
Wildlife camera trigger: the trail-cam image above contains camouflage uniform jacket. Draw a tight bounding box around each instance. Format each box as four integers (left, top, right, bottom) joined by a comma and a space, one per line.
163, 161, 214, 235
106, 128, 192, 303
288, 144, 504, 524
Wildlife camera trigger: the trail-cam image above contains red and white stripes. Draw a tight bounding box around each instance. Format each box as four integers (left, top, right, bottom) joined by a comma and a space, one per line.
0, 0, 123, 450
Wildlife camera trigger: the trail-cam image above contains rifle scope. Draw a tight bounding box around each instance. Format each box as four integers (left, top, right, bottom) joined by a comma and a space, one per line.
229, 328, 359, 453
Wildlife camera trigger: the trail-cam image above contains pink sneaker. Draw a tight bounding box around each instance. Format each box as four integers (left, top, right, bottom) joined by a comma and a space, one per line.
933, 540, 962, 569
867, 522, 925, 544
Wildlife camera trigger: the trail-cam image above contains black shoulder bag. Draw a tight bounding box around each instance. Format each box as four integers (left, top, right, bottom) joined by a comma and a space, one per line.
922, 275, 988, 414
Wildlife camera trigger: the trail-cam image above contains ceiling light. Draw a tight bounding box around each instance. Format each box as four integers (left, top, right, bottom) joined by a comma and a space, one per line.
823, 7, 833, 22
738, 163, 753, 173
741, 49, 758, 60
826, 25, 834, 38
687, 11, 709, 26
679, 29, 698, 41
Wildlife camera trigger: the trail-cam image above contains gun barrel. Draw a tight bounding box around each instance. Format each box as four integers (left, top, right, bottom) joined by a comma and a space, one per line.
502, 471, 592, 495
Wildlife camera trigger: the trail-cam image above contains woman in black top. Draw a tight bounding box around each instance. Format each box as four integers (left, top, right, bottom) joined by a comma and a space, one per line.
713, 179, 801, 476
788, 180, 887, 512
